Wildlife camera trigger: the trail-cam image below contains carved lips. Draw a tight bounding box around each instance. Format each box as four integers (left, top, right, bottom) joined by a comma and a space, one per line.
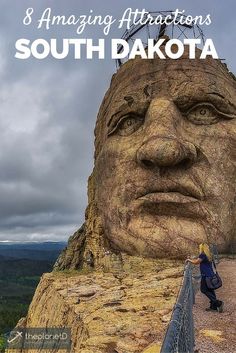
136, 182, 204, 204
138, 191, 199, 204
133, 182, 206, 218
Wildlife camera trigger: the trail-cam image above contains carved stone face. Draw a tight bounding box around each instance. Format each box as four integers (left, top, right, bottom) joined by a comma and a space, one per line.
94, 58, 236, 258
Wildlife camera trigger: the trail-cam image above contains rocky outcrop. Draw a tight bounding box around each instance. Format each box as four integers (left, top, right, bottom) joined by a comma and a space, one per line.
13, 259, 183, 353
54, 224, 86, 270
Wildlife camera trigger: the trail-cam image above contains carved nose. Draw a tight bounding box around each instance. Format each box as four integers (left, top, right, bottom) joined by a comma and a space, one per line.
137, 137, 198, 168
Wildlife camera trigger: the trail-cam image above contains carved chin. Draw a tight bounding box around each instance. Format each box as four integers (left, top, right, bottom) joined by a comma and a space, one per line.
103, 212, 210, 258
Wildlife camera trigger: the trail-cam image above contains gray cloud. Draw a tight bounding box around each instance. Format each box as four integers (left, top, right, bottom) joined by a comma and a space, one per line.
0, 0, 235, 241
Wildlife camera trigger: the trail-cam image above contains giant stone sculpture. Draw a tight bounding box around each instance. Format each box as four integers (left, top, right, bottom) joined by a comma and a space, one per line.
56, 46, 236, 271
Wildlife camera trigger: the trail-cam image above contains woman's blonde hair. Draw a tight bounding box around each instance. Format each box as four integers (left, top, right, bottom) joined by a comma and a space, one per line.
199, 243, 212, 261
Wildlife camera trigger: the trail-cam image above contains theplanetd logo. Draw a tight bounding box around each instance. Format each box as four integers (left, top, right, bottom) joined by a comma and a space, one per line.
6, 328, 71, 350
7, 330, 23, 345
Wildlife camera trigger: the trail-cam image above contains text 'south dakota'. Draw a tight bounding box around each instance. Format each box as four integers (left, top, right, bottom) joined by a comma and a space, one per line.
15, 38, 218, 60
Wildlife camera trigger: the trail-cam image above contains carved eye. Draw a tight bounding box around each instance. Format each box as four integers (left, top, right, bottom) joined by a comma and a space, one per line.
185, 103, 234, 125
108, 114, 144, 136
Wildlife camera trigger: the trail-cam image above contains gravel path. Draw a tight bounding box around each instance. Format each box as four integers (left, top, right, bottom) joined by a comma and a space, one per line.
193, 258, 236, 353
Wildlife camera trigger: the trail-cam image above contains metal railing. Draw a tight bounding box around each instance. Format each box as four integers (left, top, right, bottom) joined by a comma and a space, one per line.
160, 245, 220, 353
211, 244, 220, 264
160, 263, 196, 353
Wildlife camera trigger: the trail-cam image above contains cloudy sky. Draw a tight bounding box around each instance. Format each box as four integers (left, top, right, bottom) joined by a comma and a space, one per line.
0, 0, 235, 242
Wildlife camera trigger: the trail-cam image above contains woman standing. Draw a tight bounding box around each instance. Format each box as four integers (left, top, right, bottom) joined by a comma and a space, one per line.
186, 243, 224, 312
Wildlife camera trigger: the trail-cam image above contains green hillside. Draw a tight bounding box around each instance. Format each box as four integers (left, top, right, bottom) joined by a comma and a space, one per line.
0, 242, 65, 336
